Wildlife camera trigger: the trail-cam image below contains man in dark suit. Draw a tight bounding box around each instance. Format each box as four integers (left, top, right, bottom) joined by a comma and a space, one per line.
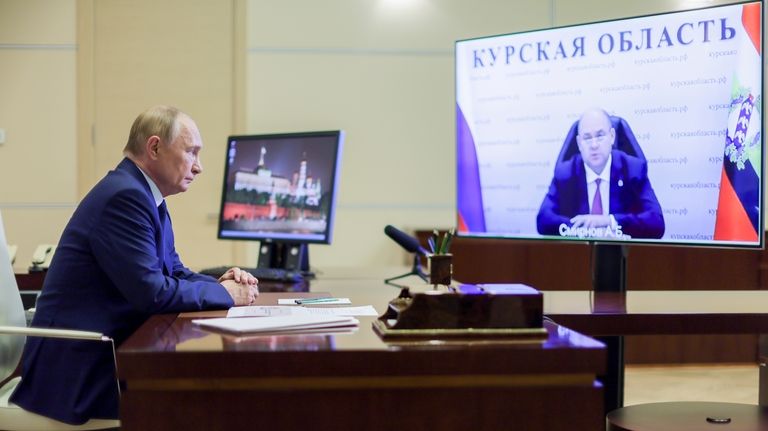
10, 105, 259, 424
536, 108, 664, 239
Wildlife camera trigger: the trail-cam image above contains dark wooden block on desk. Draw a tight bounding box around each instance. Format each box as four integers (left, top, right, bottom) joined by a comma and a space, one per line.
381, 285, 542, 331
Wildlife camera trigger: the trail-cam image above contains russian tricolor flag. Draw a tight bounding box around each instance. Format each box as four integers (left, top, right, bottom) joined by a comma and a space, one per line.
456, 104, 486, 234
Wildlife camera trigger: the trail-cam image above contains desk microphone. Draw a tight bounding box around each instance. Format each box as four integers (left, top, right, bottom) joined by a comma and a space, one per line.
383, 225, 429, 285
384, 225, 428, 256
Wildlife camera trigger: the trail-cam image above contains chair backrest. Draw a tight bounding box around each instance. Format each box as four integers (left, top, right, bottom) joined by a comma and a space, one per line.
0, 211, 26, 382
555, 115, 646, 166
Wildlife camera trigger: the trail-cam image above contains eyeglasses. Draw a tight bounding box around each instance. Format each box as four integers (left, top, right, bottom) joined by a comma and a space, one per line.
580, 131, 609, 145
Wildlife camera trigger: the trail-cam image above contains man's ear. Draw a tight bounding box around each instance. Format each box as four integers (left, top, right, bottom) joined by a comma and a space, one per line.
610, 128, 616, 146
146, 136, 161, 159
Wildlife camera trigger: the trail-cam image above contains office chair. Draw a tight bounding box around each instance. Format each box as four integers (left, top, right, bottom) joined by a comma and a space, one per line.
556, 115, 646, 165
0, 212, 120, 430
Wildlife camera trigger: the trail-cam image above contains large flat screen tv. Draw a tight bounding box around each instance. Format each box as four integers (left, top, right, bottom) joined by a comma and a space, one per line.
456, 1, 764, 248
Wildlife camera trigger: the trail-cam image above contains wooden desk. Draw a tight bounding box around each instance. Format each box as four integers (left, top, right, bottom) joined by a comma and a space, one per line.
117, 278, 605, 431
542, 290, 768, 412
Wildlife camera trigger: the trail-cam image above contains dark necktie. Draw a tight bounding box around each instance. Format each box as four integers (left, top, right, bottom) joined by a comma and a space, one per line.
157, 201, 171, 275
591, 178, 603, 215
158, 201, 168, 225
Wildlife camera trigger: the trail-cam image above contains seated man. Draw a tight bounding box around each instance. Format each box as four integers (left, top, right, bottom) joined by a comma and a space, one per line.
536, 108, 665, 239
10, 105, 259, 424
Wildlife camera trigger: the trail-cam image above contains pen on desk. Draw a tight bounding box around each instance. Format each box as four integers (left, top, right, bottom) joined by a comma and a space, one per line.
295, 297, 336, 304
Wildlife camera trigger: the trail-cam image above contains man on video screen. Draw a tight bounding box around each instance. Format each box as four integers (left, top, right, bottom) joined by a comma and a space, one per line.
536, 108, 665, 240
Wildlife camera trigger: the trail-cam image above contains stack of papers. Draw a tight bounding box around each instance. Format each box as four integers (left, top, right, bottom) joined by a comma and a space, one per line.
193, 315, 359, 335
277, 298, 351, 305
227, 305, 378, 318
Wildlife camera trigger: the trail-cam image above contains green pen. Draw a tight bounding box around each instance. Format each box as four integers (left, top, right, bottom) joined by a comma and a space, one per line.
443, 228, 454, 254
295, 297, 336, 304
438, 231, 449, 254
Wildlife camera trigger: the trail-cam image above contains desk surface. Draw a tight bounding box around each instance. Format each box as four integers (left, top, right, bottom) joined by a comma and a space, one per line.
21, 267, 768, 335
117, 275, 768, 430
286, 273, 768, 336
119, 278, 768, 359
119, 282, 606, 378
117, 277, 606, 431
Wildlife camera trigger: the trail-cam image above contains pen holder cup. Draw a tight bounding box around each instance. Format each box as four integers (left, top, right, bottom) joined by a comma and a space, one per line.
428, 254, 453, 286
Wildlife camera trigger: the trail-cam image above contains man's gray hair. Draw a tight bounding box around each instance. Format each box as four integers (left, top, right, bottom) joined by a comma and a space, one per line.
123, 105, 183, 156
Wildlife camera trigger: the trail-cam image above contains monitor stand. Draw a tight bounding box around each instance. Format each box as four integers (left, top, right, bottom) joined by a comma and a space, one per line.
591, 243, 627, 293
590, 242, 628, 416
256, 241, 314, 278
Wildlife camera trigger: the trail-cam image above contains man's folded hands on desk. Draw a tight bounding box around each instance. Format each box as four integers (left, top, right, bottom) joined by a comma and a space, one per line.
217, 266, 259, 305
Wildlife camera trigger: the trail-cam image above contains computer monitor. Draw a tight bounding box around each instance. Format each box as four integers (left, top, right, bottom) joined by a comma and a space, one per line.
216, 131, 344, 273
455, 2, 763, 290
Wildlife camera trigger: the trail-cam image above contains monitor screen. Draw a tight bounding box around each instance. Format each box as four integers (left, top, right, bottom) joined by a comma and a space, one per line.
456, 1, 763, 248
217, 131, 344, 244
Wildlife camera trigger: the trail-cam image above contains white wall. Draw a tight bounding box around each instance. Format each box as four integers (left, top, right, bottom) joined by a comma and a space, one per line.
88, 0, 239, 269
0, 0, 760, 273
0, 0, 77, 269
243, 0, 554, 269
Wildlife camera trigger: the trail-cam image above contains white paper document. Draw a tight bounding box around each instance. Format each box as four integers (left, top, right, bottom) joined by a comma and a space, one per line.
277, 298, 352, 305
227, 306, 294, 317
303, 306, 378, 316
227, 305, 378, 318
193, 315, 359, 335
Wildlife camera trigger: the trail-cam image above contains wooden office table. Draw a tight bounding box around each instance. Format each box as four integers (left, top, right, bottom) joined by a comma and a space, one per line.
542, 290, 768, 413
117, 278, 606, 431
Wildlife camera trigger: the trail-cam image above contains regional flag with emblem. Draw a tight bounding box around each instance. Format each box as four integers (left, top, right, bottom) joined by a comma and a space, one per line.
714, 2, 762, 242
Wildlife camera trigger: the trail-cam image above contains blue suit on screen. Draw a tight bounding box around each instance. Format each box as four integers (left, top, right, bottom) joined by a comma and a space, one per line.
10, 158, 234, 424
536, 150, 665, 239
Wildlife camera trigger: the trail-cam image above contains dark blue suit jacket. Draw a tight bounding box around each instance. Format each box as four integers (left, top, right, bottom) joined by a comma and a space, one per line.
11, 158, 234, 424
536, 150, 665, 239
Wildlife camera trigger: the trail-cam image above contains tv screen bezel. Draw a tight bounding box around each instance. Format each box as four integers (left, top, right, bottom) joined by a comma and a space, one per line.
454, 0, 765, 249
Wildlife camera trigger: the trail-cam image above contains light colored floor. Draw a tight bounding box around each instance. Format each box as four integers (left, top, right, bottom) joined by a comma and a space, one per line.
624, 364, 760, 406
